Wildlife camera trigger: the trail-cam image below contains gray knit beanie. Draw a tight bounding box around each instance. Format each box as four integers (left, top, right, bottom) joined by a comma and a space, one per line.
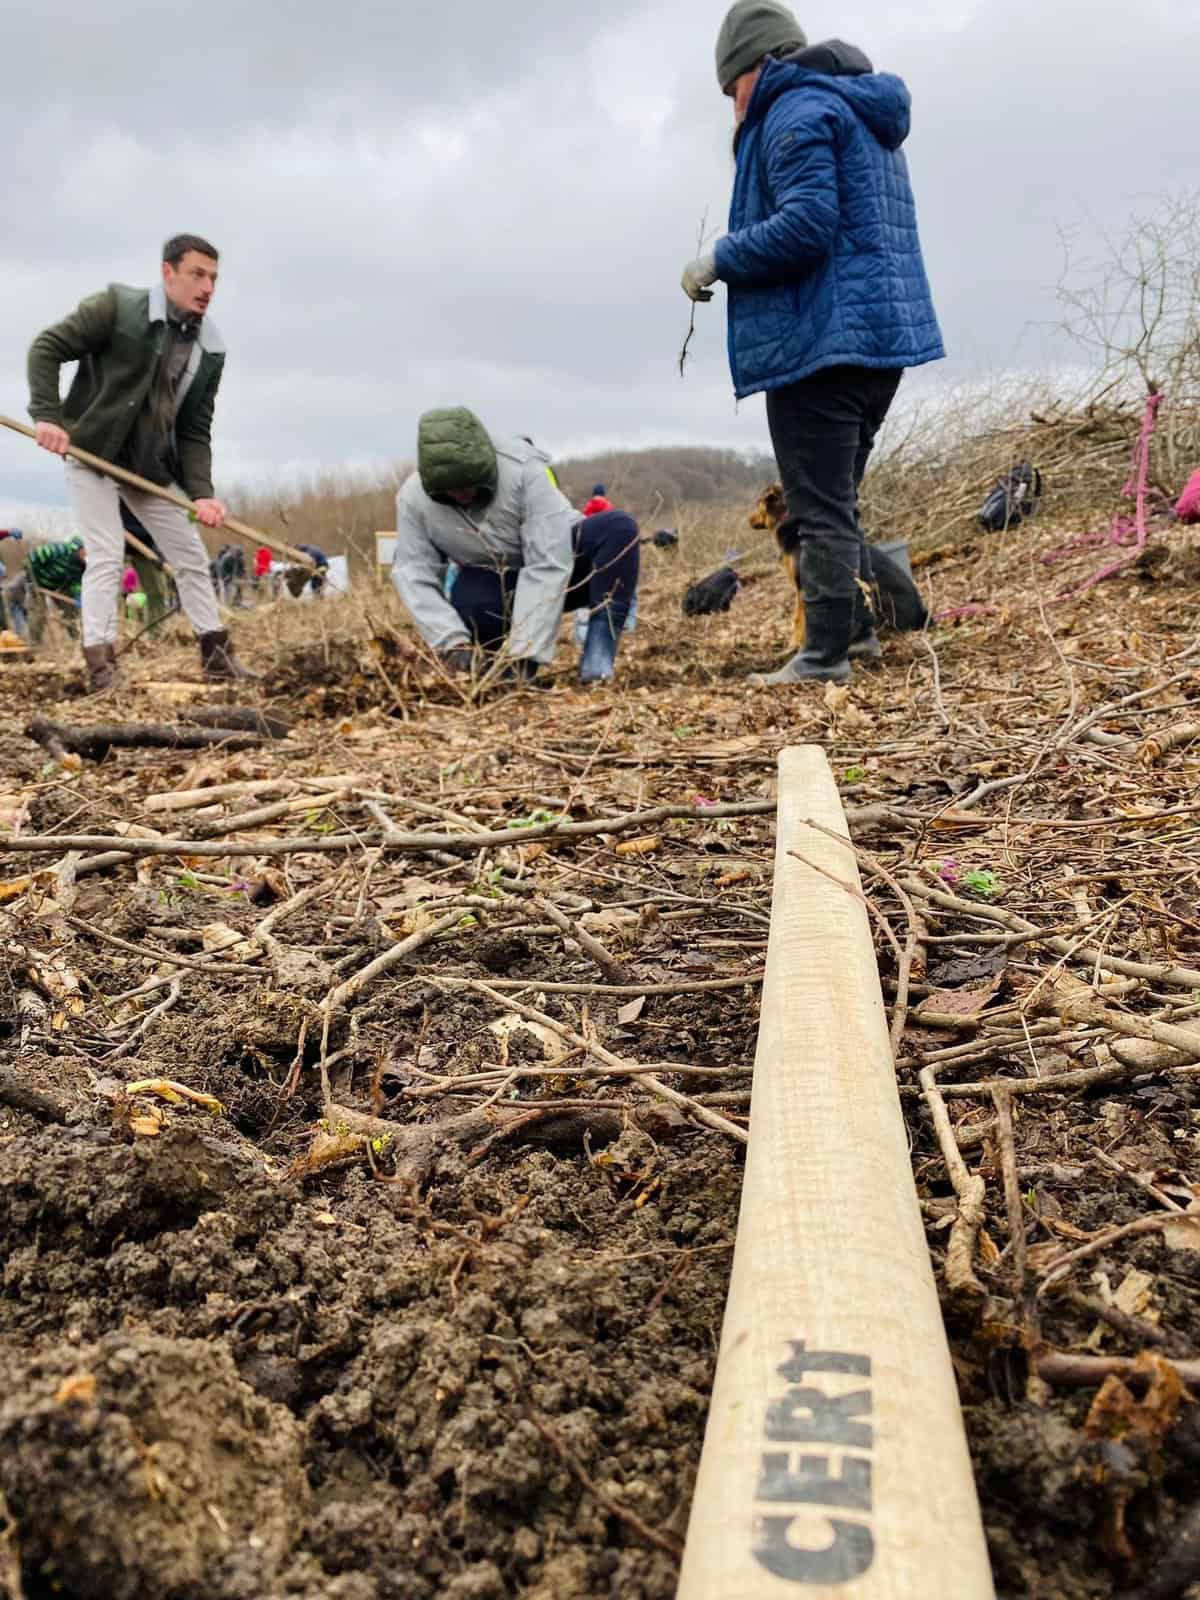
715, 0, 807, 92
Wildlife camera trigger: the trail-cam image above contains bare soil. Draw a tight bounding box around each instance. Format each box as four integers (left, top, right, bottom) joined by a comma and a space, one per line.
3, 511, 1200, 1599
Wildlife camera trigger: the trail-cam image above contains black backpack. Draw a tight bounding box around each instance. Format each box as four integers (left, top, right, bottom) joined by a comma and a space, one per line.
683, 565, 740, 616
978, 463, 1043, 532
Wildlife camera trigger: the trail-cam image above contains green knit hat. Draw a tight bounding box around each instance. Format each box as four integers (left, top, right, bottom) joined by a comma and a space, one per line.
715, 0, 807, 92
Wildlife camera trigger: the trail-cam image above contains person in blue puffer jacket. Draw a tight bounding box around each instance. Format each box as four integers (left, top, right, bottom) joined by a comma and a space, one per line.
682, 0, 943, 683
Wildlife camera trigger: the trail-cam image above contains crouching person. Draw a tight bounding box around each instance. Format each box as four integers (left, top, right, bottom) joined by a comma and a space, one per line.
391, 408, 639, 685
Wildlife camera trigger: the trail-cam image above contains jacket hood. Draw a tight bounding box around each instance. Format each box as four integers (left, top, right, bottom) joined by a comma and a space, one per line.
417, 407, 499, 505
752, 40, 911, 150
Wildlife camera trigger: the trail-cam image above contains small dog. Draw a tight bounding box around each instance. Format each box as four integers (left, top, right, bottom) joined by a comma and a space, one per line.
749, 484, 805, 646
750, 483, 928, 647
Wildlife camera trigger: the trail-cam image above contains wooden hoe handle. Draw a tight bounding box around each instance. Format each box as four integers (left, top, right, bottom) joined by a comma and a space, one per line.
676, 746, 994, 1600
0, 414, 314, 569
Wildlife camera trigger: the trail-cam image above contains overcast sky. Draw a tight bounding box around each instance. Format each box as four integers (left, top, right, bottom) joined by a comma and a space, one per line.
2, 0, 1198, 524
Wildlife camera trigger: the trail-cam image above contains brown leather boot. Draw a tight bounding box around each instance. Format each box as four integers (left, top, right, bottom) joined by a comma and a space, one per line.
199, 628, 259, 680
82, 643, 117, 692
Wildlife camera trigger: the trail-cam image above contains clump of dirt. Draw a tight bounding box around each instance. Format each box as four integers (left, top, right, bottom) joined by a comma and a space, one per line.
0, 1095, 739, 1598
0, 1331, 308, 1600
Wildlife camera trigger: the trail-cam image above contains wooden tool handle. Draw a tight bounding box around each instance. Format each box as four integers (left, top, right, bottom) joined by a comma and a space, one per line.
0, 414, 314, 568
676, 746, 994, 1600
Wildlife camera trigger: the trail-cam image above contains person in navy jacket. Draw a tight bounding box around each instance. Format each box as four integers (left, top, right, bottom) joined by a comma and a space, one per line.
683, 0, 943, 683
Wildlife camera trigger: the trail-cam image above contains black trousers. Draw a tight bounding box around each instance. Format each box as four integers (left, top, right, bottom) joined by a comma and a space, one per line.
765, 365, 902, 622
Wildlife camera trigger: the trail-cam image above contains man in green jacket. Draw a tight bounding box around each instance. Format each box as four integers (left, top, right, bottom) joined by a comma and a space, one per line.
27, 233, 253, 689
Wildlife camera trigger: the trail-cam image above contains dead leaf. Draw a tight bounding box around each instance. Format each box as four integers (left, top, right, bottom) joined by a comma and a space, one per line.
715, 868, 753, 888
288, 1128, 365, 1179
200, 922, 262, 962
130, 1109, 166, 1137
615, 834, 660, 857
53, 1373, 97, 1407
616, 996, 646, 1025
928, 952, 1007, 986
915, 974, 1003, 1018
0, 792, 31, 832
1085, 1352, 1188, 1447
580, 908, 639, 946
976, 1229, 1002, 1266
488, 1014, 568, 1061
125, 1079, 226, 1114
31, 955, 84, 1010
376, 876, 445, 913
822, 682, 850, 714
1163, 1213, 1200, 1252
926, 810, 990, 830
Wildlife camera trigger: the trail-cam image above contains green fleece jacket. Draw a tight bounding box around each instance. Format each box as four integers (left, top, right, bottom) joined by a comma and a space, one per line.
27, 283, 225, 500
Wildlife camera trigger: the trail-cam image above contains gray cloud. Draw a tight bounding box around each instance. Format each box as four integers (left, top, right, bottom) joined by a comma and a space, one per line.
2, 0, 1198, 521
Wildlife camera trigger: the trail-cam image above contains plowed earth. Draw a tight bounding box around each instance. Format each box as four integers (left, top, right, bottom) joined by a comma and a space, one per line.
3, 510, 1200, 1599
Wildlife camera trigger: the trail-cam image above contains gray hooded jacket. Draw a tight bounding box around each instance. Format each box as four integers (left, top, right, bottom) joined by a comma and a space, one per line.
391, 437, 576, 664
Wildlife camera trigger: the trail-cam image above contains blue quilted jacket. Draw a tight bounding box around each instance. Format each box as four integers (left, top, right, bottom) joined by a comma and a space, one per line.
713, 42, 944, 399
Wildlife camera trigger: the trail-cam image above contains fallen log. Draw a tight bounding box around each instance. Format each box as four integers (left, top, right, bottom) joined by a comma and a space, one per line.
26, 716, 263, 762
677, 747, 993, 1599
181, 705, 293, 739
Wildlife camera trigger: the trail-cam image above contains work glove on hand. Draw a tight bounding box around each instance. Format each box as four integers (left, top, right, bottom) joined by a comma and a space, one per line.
681, 254, 718, 302
652, 527, 679, 549
440, 646, 474, 674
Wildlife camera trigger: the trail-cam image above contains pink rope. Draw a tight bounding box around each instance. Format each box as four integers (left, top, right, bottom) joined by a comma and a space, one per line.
1047, 392, 1164, 601
932, 602, 999, 624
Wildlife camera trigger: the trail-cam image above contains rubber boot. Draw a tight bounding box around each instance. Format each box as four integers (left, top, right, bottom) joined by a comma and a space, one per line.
579, 609, 622, 683
748, 598, 853, 686
199, 629, 259, 680
83, 642, 117, 692
848, 630, 883, 662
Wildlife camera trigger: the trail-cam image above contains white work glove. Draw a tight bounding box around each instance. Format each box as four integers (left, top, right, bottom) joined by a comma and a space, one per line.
681, 254, 718, 303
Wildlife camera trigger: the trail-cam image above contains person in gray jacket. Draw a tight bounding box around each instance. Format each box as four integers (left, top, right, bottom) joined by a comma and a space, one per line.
391, 407, 640, 684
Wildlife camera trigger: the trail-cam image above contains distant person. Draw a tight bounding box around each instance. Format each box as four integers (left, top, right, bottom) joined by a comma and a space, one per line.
26, 232, 255, 688
291, 542, 330, 597
122, 566, 147, 623
1177, 470, 1200, 525
0, 528, 24, 545
682, 1, 943, 683
572, 486, 641, 647
4, 536, 87, 641
119, 499, 171, 625
392, 407, 640, 684
211, 543, 247, 606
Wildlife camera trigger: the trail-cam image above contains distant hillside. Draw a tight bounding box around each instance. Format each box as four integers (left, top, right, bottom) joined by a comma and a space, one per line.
227, 446, 775, 566
553, 446, 774, 520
